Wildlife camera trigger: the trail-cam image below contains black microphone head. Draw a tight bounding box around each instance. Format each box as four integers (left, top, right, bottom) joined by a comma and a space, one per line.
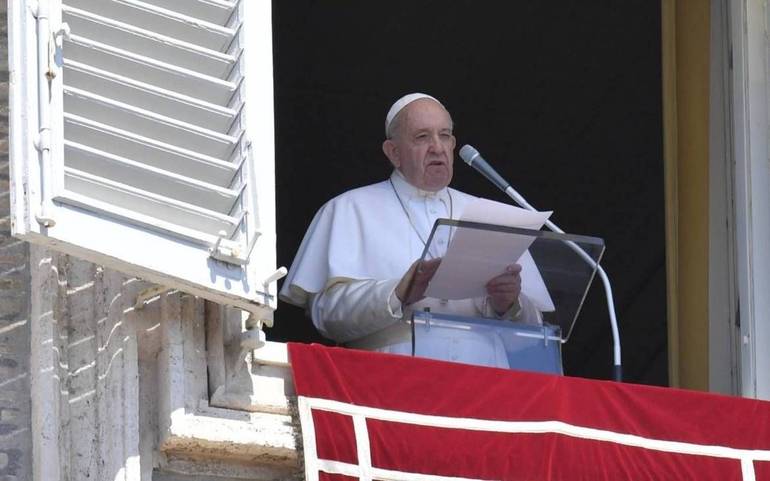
459, 145, 481, 166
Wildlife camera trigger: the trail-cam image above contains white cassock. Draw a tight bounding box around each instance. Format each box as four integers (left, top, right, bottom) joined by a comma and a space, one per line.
279, 170, 542, 368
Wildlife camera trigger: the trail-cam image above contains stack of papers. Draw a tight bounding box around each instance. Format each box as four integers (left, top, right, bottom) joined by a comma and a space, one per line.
425, 198, 555, 312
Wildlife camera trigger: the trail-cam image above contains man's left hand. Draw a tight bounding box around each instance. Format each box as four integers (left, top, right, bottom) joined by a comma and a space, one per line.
486, 264, 522, 315
395, 258, 442, 305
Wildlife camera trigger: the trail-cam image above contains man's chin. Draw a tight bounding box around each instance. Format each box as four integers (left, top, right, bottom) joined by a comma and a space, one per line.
422, 172, 452, 191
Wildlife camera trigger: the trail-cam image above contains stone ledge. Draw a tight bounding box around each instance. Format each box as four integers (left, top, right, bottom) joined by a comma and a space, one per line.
160, 400, 299, 467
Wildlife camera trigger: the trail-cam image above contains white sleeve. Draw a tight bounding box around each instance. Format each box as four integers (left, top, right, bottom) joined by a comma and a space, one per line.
309, 278, 402, 343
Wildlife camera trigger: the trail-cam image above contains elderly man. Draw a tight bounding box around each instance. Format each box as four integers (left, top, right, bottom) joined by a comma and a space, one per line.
280, 93, 541, 367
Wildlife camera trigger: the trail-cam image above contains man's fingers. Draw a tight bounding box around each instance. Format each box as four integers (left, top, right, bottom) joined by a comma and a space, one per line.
487, 273, 521, 296
485, 264, 523, 314
424, 258, 442, 268
415, 259, 441, 280
488, 272, 521, 282
487, 264, 522, 286
487, 285, 521, 295
506, 264, 523, 274
488, 279, 521, 288
487, 274, 521, 288
417, 258, 441, 273
397, 258, 441, 305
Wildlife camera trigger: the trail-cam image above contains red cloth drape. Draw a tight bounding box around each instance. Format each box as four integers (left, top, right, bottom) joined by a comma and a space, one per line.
290, 343, 770, 481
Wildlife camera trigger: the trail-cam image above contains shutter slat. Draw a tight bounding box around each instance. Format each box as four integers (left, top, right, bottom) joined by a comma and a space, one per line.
58, 1, 254, 252
63, 167, 240, 236
64, 141, 240, 214
64, 115, 239, 186
64, 86, 239, 158
65, 36, 238, 105
64, 60, 237, 132
145, 0, 237, 25
63, 6, 238, 80
53, 191, 230, 247
63, 0, 236, 51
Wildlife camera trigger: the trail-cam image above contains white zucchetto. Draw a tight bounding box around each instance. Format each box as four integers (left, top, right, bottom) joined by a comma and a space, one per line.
385, 93, 443, 136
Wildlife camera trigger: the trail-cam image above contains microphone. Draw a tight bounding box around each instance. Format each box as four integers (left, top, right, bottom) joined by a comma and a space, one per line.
459, 145, 510, 192
459, 145, 532, 211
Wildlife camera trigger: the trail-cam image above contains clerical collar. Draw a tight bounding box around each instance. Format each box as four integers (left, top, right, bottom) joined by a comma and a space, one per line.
390, 169, 451, 203
389, 169, 454, 249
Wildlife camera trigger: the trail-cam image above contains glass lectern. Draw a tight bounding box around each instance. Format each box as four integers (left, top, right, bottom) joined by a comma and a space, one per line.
402, 219, 605, 374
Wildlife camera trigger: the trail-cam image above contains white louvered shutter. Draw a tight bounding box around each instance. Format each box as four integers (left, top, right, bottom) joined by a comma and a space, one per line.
8, 0, 279, 317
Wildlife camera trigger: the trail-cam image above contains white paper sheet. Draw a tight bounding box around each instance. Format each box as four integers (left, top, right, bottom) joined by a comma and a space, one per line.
425, 198, 555, 311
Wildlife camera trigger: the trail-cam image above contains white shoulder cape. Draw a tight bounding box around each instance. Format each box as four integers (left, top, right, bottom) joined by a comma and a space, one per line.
279, 180, 476, 309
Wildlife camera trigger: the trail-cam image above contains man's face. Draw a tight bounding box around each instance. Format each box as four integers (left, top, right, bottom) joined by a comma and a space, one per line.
383, 99, 456, 191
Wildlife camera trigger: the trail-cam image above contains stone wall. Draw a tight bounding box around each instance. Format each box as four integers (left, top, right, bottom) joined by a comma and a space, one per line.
0, 2, 33, 479
23, 249, 299, 480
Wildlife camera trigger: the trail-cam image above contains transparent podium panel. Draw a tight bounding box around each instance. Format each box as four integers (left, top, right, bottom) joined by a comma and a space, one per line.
402, 219, 605, 372
411, 310, 563, 374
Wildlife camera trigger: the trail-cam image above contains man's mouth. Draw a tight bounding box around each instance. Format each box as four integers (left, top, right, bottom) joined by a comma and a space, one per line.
427, 160, 445, 167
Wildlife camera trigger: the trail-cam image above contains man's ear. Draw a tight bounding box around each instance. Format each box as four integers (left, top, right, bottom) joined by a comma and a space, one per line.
382, 139, 400, 168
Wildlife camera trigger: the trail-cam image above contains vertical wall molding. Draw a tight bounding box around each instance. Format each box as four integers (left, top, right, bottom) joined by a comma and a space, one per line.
662, 0, 711, 391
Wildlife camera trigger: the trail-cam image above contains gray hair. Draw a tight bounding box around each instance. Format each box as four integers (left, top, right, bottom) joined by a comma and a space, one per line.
385, 110, 405, 140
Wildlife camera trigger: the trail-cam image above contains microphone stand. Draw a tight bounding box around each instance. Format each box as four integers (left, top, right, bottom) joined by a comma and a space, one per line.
503, 186, 622, 382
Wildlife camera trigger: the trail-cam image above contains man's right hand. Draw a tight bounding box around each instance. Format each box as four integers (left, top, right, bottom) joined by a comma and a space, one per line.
395, 258, 442, 305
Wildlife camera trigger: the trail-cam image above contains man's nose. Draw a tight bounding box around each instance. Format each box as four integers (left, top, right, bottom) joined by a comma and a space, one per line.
427, 134, 443, 151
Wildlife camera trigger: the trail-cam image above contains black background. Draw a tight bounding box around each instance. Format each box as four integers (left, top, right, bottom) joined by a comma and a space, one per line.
268, 1, 667, 385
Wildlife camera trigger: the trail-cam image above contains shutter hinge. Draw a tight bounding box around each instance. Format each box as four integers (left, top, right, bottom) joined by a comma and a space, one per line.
209, 229, 261, 265
30, 1, 70, 80
47, 23, 71, 80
